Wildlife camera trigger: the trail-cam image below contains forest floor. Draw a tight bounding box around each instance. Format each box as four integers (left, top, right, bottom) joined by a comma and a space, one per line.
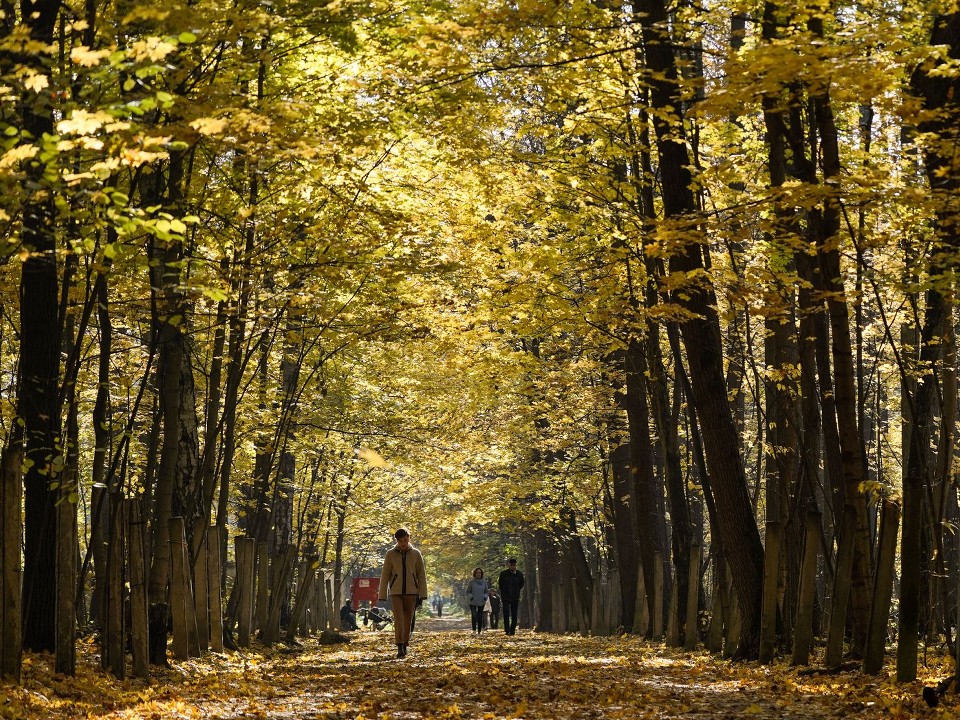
2, 614, 958, 719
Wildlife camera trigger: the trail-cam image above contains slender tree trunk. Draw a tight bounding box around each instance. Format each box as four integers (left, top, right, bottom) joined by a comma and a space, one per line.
609, 434, 639, 630
898, 12, 960, 678
18, 0, 64, 650
634, 0, 764, 656
536, 529, 558, 633
625, 340, 670, 636
145, 153, 188, 664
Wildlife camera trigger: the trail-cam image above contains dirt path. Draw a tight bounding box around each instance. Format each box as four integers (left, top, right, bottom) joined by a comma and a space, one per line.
183, 626, 931, 719
7, 622, 944, 719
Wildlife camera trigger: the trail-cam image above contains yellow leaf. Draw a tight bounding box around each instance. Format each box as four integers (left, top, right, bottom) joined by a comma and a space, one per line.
23, 72, 49, 93
0, 144, 38, 168
129, 37, 178, 62
70, 45, 111, 67
357, 447, 389, 468
57, 110, 114, 136
190, 117, 228, 136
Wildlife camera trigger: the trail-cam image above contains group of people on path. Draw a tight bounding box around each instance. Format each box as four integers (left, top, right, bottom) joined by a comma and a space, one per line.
465, 560, 524, 635
374, 527, 525, 658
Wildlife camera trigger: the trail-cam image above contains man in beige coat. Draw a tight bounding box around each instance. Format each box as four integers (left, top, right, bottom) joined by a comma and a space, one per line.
378, 528, 428, 657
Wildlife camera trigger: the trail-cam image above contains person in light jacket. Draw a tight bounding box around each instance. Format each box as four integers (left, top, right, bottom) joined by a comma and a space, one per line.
466, 567, 490, 634
378, 528, 428, 658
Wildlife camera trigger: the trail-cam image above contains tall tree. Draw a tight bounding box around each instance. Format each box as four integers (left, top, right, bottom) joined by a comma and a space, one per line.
633, 0, 765, 656
18, 0, 65, 653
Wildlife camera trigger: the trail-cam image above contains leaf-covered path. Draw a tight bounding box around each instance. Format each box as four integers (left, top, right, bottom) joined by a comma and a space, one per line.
4, 616, 955, 719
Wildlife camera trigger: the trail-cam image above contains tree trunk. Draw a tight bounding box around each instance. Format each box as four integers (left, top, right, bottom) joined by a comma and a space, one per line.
19, 86, 63, 657
898, 11, 960, 680
536, 529, 559, 633
609, 437, 639, 630
634, 0, 764, 656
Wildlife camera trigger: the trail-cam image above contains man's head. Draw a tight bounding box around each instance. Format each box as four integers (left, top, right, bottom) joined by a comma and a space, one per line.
395, 528, 410, 547
508, 558, 517, 569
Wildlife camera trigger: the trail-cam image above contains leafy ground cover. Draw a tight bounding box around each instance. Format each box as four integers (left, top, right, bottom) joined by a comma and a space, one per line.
2, 616, 957, 719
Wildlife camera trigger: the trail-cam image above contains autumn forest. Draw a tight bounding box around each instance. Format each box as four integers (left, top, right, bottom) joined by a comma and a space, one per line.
1, 0, 960, 715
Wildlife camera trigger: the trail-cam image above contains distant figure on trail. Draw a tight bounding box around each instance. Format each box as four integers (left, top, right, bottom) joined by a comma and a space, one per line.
498, 558, 524, 636
433, 593, 445, 617
378, 527, 428, 658
466, 567, 490, 634
488, 589, 502, 629
340, 599, 358, 631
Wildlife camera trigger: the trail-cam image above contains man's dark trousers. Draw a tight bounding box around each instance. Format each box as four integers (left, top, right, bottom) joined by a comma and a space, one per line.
503, 598, 519, 635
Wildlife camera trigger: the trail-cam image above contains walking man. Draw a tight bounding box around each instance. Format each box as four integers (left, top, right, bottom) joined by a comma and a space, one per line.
498, 557, 524, 636
378, 528, 428, 658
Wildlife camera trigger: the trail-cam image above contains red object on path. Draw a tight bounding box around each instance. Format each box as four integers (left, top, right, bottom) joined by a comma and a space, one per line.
350, 577, 380, 608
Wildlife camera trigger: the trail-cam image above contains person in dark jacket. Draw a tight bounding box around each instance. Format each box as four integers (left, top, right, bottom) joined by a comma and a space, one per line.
488, 589, 502, 629
497, 558, 525, 636
378, 528, 428, 658
340, 599, 358, 631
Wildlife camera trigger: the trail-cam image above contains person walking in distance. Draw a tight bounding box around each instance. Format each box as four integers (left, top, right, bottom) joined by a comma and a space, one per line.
488, 588, 502, 629
378, 528, 427, 658
498, 558, 525, 636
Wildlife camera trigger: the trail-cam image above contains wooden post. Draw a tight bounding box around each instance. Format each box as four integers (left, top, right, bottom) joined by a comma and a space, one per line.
296, 559, 310, 636
607, 568, 621, 633
192, 518, 209, 653
90, 483, 109, 634
207, 525, 224, 652
633, 562, 648, 636
863, 499, 900, 674
126, 498, 149, 678
723, 564, 741, 659
590, 577, 605, 636
236, 537, 255, 646
287, 556, 318, 643
325, 576, 335, 631
706, 554, 727, 653
262, 545, 297, 644
684, 544, 701, 650
309, 572, 321, 634
791, 511, 822, 666
759, 521, 781, 664
653, 551, 664, 640
723, 562, 743, 658
56, 474, 77, 676
315, 570, 328, 631
1, 443, 23, 681
169, 517, 191, 660
105, 492, 127, 678
666, 572, 680, 646
255, 541, 270, 634
825, 504, 857, 667
551, 585, 563, 633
